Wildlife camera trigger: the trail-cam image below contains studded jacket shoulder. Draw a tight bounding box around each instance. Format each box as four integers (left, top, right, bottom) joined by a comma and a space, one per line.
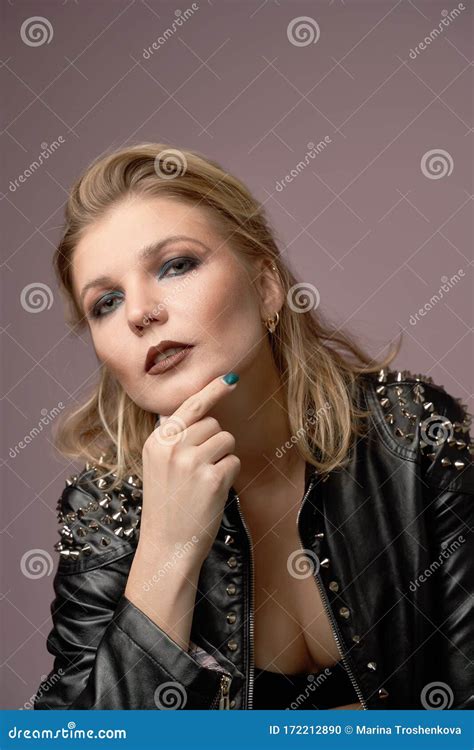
33, 368, 473, 710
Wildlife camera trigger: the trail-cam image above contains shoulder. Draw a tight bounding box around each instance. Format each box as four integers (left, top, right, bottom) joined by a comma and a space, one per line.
361, 367, 473, 493
54, 459, 143, 569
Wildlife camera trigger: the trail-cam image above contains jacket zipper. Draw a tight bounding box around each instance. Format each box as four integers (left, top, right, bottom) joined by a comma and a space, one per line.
214, 673, 232, 709
235, 495, 255, 710
296, 471, 369, 710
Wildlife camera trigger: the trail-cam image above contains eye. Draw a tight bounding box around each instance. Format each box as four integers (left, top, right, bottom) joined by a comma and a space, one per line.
90, 293, 122, 319
89, 257, 199, 320
158, 256, 198, 278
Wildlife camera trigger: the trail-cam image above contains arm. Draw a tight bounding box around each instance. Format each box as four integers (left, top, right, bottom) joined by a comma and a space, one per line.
33, 465, 238, 710
419, 386, 474, 710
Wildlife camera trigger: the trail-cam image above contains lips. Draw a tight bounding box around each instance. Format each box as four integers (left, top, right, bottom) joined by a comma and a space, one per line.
145, 340, 192, 373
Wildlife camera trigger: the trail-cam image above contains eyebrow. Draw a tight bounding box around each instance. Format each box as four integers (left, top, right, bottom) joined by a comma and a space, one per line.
79, 235, 209, 305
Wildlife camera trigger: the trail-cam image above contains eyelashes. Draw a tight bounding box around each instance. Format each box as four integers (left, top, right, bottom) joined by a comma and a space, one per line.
89, 256, 199, 320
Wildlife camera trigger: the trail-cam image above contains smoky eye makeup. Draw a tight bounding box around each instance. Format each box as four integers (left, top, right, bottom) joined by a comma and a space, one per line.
86, 252, 201, 320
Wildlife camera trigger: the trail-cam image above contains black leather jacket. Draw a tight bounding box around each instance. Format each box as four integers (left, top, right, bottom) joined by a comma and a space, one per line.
33, 368, 473, 710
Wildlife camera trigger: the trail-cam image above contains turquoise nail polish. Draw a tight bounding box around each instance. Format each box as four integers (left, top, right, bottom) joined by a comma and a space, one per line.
222, 372, 239, 385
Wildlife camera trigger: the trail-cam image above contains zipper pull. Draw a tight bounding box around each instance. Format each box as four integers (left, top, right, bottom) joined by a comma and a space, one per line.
218, 674, 232, 709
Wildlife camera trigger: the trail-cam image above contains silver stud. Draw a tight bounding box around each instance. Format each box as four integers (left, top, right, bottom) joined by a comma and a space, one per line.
378, 687, 389, 699
226, 584, 236, 596
320, 558, 330, 568
100, 536, 110, 547
114, 527, 124, 537
352, 634, 361, 644
339, 606, 350, 619
328, 581, 339, 593
227, 556, 238, 568
226, 612, 237, 624
367, 661, 377, 671
224, 535, 234, 545
454, 460, 465, 470
227, 640, 238, 652
314, 532, 325, 539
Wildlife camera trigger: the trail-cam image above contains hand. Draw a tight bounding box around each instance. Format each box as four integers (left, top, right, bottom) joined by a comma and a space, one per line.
139, 372, 241, 571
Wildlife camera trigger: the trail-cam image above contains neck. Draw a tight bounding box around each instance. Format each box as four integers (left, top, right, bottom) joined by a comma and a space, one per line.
206, 351, 307, 511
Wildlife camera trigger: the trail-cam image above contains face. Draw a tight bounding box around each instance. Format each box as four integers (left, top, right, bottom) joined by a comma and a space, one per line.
72, 195, 280, 416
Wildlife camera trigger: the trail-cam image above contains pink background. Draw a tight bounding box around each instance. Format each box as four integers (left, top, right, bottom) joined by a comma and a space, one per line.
1, 0, 472, 709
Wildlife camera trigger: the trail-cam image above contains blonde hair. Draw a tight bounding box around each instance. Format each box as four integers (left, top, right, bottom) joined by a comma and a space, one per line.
52, 142, 401, 491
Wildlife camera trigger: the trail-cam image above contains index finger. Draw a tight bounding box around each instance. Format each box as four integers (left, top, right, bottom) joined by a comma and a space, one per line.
158, 372, 240, 432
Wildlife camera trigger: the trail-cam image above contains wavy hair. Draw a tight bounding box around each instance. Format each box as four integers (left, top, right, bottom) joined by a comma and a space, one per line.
52, 142, 401, 491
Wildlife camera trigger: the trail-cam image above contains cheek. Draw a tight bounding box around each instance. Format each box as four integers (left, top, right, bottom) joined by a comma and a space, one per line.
91, 330, 134, 384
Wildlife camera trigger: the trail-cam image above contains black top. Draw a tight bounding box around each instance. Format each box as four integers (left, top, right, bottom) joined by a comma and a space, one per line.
252, 659, 358, 709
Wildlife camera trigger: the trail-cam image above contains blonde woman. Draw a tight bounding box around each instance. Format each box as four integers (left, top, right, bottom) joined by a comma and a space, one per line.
34, 144, 473, 711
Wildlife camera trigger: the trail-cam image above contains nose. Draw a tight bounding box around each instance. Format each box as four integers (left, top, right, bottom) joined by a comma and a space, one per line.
126, 281, 168, 335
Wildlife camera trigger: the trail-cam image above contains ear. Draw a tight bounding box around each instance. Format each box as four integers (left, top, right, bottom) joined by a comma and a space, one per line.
253, 258, 284, 320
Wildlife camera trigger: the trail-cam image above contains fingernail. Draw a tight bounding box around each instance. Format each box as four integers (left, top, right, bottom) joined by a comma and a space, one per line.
222, 372, 239, 385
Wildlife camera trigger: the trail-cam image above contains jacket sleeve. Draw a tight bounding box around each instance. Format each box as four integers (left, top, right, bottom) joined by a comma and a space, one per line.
33, 464, 235, 710
418, 385, 474, 710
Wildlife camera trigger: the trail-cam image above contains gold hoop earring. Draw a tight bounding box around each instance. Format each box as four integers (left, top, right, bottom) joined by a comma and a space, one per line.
264, 310, 280, 333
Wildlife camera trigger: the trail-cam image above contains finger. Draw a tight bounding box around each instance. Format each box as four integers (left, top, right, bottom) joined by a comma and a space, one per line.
168, 372, 240, 432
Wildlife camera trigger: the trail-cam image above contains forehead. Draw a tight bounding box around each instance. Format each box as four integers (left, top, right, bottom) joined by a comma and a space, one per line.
72, 195, 218, 295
